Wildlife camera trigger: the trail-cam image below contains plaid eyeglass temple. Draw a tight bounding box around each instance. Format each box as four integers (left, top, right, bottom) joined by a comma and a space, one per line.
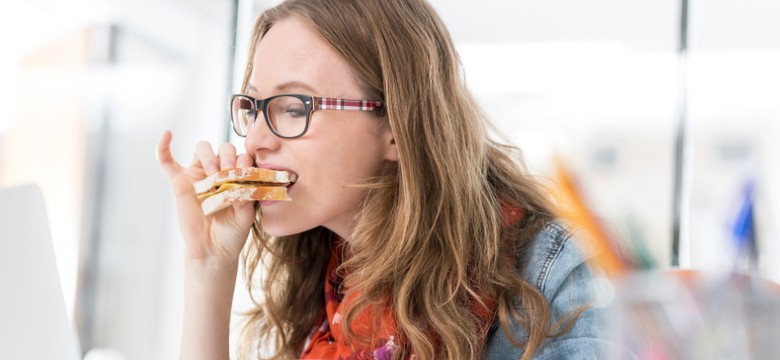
313, 97, 383, 111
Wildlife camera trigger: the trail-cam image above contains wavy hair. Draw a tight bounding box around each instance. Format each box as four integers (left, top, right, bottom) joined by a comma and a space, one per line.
238, 0, 575, 359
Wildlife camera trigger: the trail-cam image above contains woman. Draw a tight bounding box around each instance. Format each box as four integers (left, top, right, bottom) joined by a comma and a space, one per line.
157, 0, 609, 359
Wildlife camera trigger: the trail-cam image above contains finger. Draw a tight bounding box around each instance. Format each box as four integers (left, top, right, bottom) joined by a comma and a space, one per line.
190, 154, 201, 167
236, 153, 253, 168
218, 143, 238, 170
233, 153, 259, 218
157, 130, 183, 179
232, 199, 256, 221
195, 141, 219, 174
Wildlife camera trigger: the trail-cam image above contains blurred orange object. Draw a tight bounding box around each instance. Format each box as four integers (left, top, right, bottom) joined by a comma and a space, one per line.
551, 157, 631, 276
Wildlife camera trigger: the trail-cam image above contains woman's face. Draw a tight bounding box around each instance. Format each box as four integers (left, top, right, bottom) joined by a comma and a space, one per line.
244, 16, 396, 239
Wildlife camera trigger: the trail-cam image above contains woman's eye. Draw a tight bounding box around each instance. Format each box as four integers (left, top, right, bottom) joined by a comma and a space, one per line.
238, 109, 256, 120
286, 107, 307, 118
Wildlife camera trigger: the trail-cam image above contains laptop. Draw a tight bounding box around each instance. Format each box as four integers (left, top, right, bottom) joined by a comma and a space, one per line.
0, 183, 82, 360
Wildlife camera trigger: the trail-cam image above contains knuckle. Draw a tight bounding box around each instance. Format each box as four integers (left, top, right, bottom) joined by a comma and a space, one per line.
195, 141, 212, 151
219, 143, 236, 154
195, 140, 209, 147
236, 154, 251, 166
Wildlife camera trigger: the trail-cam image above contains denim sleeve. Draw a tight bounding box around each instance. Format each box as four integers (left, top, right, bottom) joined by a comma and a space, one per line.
484, 223, 635, 359
532, 260, 634, 360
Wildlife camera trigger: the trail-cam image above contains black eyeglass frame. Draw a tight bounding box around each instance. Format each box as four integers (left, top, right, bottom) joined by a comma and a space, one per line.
230, 93, 384, 139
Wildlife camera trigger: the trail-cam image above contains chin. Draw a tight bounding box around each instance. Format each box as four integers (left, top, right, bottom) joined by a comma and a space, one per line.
259, 218, 306, 238
260, 225, 294, 238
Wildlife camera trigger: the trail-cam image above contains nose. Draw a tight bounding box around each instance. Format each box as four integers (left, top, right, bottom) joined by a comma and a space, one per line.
244, 113, 282, 155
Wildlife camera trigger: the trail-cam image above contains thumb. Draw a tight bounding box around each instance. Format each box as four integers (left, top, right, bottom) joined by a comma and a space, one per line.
157, 130, 183, 180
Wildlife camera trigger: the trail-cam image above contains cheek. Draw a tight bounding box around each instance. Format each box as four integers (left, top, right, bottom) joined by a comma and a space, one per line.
288, 117, 388, 199
321, 139, 385, 182
292, 137, 384, 212
300, 122, 388, 184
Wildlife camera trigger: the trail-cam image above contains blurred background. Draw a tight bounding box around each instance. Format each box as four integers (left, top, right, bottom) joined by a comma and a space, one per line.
1, 0, 778, 359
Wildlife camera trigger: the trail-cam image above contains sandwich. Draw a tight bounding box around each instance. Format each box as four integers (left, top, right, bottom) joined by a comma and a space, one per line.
194, 167, 296, 216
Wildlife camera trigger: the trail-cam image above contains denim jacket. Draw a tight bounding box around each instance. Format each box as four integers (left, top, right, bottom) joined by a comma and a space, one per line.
484, 222, 627, 359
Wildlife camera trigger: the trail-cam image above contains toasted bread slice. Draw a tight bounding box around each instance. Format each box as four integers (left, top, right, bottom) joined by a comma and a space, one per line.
200, 184, 291, 216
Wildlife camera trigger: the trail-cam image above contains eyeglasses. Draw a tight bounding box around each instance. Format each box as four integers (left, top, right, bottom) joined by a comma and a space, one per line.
230, 94, 384, 139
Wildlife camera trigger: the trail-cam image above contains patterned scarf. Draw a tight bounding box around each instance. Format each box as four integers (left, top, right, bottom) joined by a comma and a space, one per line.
301, 204, 524, 359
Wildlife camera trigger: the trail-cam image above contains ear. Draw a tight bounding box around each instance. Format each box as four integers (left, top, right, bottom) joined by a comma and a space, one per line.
381, 124, 398, 162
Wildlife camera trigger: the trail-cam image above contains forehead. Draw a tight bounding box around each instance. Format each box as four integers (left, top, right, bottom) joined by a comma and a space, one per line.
250, 16, 363, 97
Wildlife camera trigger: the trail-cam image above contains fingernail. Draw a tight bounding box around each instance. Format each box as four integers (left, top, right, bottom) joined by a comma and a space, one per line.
206, 162, 219, 174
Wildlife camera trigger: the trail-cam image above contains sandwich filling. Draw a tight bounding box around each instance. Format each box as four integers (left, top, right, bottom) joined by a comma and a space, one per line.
197, 181, 292, 200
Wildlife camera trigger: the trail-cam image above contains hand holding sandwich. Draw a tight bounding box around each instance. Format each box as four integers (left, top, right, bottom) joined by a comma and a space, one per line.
158, 130, 293, 360
157, 130, 280, 262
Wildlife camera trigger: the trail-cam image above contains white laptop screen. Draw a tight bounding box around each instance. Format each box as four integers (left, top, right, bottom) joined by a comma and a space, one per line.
0, 184, 81, 360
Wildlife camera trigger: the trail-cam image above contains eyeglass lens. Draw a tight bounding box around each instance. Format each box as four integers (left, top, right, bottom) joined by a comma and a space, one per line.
231, 95, 309, 138
231, 96, 255, 136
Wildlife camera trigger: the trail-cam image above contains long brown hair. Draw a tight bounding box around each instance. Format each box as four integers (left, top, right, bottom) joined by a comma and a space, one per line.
238, 0, 569, 359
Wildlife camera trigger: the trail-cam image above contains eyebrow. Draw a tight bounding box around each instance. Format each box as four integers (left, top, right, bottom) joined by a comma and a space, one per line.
246, 81, 319, 96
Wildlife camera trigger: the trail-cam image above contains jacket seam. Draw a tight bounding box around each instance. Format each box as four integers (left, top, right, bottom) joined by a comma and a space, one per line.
535, 222, 571, 291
